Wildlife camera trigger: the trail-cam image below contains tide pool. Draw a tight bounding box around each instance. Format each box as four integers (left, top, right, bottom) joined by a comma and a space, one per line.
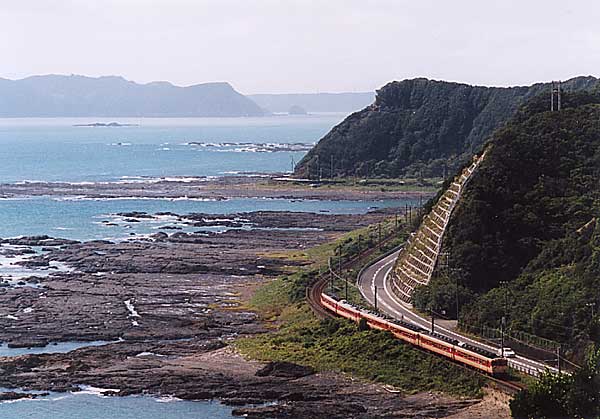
0, 341, 119, 357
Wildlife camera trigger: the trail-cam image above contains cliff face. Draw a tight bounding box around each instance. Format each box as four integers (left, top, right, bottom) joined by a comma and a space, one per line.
294, 76, 599, 178
423, 91, 600, 347
0, 75, 264, 117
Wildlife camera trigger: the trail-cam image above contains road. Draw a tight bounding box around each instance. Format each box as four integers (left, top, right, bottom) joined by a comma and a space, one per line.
357, 250, 558, 377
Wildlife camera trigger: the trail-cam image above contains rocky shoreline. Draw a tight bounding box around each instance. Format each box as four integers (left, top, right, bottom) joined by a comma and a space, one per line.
0, 185, 506, 418
0, 175, 431, 201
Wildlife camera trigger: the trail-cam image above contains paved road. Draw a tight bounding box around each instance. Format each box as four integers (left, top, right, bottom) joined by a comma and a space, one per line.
357, 250, 558, 377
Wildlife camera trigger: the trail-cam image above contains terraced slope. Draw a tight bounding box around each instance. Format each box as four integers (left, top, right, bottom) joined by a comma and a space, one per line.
390, 152, 486, 303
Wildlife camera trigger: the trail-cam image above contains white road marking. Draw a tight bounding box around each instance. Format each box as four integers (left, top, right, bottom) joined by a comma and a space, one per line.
361, 254, 558, 375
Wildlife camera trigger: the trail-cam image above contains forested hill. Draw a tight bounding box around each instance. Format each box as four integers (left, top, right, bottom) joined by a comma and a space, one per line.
425, 91, 600, 350
0, 75, 264, 117
294, 76, 599, 178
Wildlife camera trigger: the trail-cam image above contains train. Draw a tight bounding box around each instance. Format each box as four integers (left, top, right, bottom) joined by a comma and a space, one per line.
320, 293, 508, 376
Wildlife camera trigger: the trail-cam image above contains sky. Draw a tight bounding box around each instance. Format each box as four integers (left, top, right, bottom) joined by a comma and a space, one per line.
1, 0, 599, 94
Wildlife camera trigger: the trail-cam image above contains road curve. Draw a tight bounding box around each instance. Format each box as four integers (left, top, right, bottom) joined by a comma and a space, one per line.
357, 250, 558, 377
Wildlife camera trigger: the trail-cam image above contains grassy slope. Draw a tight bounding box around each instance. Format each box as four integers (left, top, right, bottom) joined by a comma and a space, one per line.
235, 218, 486, 397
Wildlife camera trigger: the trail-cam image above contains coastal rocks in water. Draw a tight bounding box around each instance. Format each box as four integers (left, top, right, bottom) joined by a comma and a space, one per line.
15, 259, 50, 268
0, 391, 46, 401
0, 207, 474, 418
0, 210, 396, 346
115, 212, 155, 219
7, 339, 49, 348
0, 247, 36, 257
73, 122, 138, 127
2, 236, 80, 247
0, 174, 431, 202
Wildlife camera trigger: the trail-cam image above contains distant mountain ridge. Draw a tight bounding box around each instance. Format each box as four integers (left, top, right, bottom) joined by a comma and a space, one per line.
249, 92, 375, 113
294, 76, 599, 178
0, 75, 264, 117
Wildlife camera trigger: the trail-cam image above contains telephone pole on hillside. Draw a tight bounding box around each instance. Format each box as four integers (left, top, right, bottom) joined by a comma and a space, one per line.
551, 81, 562, 111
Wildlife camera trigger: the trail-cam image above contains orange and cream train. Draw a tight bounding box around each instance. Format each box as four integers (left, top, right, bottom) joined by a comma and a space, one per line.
320, 293, 508, 376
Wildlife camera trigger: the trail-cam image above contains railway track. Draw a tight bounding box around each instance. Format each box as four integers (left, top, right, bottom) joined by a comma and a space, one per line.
305, 231, 529, 396
306, 231, 400, 318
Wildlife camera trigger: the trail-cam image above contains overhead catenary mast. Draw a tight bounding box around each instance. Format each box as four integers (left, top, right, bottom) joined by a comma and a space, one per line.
551, 81, 562, 111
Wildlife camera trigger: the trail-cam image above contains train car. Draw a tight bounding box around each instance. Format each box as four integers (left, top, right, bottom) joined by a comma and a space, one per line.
491, 358, 509, 375
320, 293, 339, 313
419, 333, 455, 359
387, 319, 421, 345
321, 294, 361, 322
362, 310, 393, 332
320, 292, 508, 377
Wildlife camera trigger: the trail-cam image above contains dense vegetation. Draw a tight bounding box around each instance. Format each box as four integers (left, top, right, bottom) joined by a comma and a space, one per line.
416, 91, 600, 355
295, 77, 598, 179
510, 348, 600, 419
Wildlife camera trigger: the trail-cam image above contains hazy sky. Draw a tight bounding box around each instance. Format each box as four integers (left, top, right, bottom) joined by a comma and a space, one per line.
1, 0, 598, 93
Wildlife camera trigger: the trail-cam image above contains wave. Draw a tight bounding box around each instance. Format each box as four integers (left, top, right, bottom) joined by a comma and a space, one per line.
117, 175, 215, 184
75, 385, 121, 397
183, 141, 315, 153
53, 196, 222, 202
155, 395, 183, 403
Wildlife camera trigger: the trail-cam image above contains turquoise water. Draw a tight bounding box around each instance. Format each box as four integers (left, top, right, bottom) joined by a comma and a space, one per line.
0, 196, 416, 242
0, 391, 233, 419
0, 115, 401, 417
0, 115, 343, 183
0, 341, 119, 357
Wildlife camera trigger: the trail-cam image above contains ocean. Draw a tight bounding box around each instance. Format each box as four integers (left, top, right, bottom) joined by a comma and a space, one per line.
0, 115, 340, 183
0, 115, 412, 417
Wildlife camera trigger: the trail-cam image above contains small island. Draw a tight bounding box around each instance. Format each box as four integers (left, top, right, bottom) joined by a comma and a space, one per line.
73, 122, 139, 127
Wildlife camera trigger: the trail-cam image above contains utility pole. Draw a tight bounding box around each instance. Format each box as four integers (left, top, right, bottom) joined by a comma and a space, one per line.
557, 345, 562, 374
441, 252, 450, 273
498, 281, 509, 357
395, 214, 399, 230
455, 272, 460, 321
330, 265, 334, 293
431, 309, 435, 334
501, 316, 506, 358
315, 155, 320, 182
345, 273, 348, 302
551, 81, 562, 111
586, 302, 595, 321
374, 285, 378, 311
291, 156, 295, 173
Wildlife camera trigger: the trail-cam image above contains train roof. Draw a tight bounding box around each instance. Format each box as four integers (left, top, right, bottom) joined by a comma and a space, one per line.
325, 293, 500, 360
458, 342, 499, 360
